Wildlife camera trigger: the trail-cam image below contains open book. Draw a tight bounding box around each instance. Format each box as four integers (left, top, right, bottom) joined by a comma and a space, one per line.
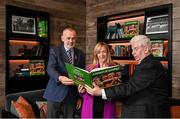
65, 63, 124, 88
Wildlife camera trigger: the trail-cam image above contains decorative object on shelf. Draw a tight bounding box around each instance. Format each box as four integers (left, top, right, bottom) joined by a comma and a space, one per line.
151, 40, 164, 57
105, 23, 124, 39
145, 14, 168, 34
11, 15, 36, 35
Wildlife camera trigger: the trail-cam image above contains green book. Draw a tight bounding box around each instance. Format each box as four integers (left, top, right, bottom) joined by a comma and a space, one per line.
38, 20, 48, 37
65, 63, 124, 88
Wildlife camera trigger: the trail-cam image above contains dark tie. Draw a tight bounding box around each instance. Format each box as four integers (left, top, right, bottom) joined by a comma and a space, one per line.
67, 49, 72, 64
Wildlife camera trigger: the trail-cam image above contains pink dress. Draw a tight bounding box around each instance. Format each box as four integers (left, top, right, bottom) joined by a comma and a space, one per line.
81, 64, 116, 118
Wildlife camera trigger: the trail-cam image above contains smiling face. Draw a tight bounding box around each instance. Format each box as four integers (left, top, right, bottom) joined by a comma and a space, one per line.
97, 46, 108, 64
93, 42, 113, 66
61, 29, 77, 49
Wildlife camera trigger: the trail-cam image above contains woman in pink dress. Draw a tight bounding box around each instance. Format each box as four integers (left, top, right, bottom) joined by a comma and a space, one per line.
78, 42, 116, 118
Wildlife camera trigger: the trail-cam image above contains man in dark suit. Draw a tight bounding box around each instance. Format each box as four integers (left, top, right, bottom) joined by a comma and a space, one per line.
85, 35, 170, 118
43, 27, 85, 118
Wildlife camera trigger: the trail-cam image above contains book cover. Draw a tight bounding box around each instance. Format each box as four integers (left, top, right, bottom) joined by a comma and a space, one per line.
29, 60, 45, 76
65, 63, 124, 88
151, 40, 164, 57
123, 21, 139, 38
38, 20, 48, 37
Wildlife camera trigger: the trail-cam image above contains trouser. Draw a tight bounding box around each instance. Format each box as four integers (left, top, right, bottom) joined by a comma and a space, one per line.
47, 93, 76, 118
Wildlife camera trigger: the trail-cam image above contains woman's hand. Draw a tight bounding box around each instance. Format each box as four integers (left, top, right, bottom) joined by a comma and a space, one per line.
78, 84, 86, 93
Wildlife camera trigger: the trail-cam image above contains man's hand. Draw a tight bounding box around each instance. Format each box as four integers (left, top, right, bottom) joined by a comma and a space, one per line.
85, 82, 102, 96
59, 76, 74, 85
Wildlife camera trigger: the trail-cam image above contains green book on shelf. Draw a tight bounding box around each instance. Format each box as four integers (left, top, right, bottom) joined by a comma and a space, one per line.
38, 20, 48, 37
65, 63, 124, 88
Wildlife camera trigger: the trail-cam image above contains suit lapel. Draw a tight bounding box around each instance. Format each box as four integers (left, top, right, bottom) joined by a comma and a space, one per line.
74, 48, 79, 66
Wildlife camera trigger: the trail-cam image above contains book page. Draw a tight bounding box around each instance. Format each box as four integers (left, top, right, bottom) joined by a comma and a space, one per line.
90, 66, 109, 72
91, 65, 124, 88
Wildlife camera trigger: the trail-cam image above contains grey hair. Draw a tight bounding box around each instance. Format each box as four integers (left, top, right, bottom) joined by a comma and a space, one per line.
130, 35, 151, 50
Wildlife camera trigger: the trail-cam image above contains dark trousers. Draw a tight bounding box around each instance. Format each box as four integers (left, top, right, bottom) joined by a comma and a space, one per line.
47, 93, 76, 118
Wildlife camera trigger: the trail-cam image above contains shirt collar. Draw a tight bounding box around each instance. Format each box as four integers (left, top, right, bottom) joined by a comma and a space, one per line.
64, 45, 73, 52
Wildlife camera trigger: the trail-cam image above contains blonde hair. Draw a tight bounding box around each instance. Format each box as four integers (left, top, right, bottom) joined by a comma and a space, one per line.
92, 42, 114, 65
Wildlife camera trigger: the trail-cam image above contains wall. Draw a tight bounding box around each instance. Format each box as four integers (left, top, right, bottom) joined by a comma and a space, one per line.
0, 0, 86, 108
86, 0, 180, 99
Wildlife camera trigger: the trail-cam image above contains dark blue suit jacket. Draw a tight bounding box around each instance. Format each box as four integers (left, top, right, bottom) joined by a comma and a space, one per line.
43, 45, 85, 102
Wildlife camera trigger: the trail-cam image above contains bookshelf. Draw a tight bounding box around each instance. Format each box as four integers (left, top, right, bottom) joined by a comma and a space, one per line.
97, 4, 172, 95
6, 5, 50, 94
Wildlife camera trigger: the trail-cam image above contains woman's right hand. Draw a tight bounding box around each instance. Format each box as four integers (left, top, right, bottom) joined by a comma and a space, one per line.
78, 84, 86, 93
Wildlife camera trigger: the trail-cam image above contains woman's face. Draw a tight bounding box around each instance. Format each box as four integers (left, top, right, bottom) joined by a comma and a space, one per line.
97, 46, 108, 64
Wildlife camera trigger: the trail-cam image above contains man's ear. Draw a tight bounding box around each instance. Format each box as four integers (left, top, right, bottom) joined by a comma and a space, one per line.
144, 46, 149, 54
61, 35, 64, 42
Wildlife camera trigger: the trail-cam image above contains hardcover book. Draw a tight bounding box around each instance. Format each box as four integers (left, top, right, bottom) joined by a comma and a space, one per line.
151, 40, 164, 57
65, 63, 124, 88
123, 21, 139, 38
29, 60, 45, 76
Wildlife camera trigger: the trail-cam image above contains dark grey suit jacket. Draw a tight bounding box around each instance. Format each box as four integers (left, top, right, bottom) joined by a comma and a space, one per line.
43, 45, 85, 102
105, 54, 170, 118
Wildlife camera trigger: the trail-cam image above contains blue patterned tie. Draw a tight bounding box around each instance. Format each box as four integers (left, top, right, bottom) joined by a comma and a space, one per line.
67, 49, 72, 64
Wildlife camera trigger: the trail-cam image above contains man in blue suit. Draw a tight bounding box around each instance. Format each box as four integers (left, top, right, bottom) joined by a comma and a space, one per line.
43, 27, 85, 118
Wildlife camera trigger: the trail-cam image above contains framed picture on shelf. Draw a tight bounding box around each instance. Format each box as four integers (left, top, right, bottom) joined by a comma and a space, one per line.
11, 15, 36, 35
145, 14, 168, 34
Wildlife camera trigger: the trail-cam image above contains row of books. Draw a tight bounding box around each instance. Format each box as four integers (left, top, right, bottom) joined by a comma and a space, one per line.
10, 44, 44, 57
110, 40, 168, 58
113, 45, 131, 57
105, 21, 139, 39
10, 60, 45, 78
